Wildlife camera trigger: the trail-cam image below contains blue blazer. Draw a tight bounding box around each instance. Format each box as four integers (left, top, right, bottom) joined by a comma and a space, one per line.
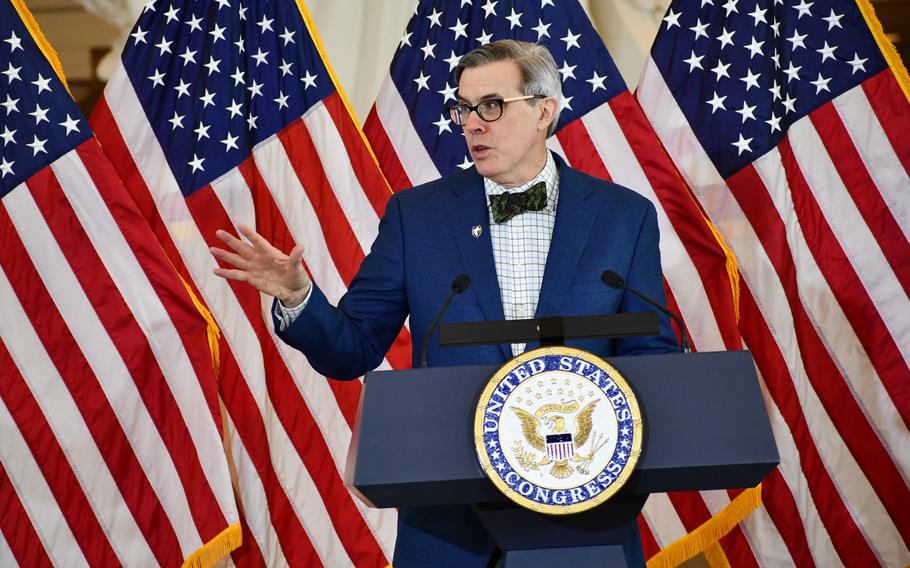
277, 154, 677, 566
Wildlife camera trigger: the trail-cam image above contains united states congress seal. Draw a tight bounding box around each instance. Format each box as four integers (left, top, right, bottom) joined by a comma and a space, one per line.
474, 346, 642, 515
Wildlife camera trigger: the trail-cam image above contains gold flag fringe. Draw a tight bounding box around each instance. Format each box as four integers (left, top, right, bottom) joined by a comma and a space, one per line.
854, 0, 910, 104
181, 523, 242, 568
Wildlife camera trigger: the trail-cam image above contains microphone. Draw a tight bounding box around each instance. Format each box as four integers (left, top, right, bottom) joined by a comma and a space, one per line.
601, 270, 691, 353
420, 274, 471, 368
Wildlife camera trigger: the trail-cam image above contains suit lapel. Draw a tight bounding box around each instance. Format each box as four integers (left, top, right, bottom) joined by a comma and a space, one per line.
535, 160, 599, 319
444, 170, 512, 361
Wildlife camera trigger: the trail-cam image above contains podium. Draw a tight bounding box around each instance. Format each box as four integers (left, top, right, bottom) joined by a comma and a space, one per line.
344, 320, 779, 566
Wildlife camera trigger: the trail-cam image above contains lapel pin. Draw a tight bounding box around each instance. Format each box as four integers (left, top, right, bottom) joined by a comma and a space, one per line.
472, 225, 482, 238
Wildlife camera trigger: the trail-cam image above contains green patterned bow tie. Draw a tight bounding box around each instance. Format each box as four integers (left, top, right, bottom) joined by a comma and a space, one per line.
489, 181, 548, 224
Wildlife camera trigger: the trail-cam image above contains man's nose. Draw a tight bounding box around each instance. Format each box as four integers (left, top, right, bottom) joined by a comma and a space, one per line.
463, 109, 485, 132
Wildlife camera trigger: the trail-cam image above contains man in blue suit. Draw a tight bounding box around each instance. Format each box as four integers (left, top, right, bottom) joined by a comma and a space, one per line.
212, 40, 677, 567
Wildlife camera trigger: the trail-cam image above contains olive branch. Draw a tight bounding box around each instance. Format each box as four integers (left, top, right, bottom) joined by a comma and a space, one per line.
511, 440, 540, 471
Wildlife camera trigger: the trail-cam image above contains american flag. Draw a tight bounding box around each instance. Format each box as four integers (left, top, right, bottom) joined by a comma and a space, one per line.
90, 0, 410, 564
638, 0, 910, 564
0, 0, 240, 565
363, 0, 759, 565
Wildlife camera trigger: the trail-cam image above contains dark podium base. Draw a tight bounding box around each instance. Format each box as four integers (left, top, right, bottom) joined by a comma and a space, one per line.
502, 544, 635, 568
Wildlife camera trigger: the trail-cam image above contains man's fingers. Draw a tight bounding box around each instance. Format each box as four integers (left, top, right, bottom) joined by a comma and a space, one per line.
213, 267, 249, 282
215, 229, 256, 257
210, 246, 249, 270
237, 223, 281, 254
288, 243, 306, 266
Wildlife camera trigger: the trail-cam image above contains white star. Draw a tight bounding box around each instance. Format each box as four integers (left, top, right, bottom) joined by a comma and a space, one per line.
793, 0, 813, 19
188, 154, 205, 173
532, 19, 551, 39
701, 0, 714, 6
2, 63, 20, 83
142, 0, 154, 12
783, 62, 801, 82
168, 111, 184, 130
257, 14, 274, 33
2, 95, 19, 115
5, 31, 22, 52
179, 47, 197, 66
736, 101, 757, 123
252, 47, 269, 66
247, 113, 258, 130
413, 71, 430, 92
164, 5, 179, 23
301, 70, 317, 89
438, 83, 457, 103
717, 27, 736, 49
216, 0, 230, 9
558, 61, 576, 81
663, 8, 681, 29
444, 50, 461, 71
749, 5, 767, 25
817, 41, 837, 63
231, 67, 244, 86
0, 157, 12, 177
683, 51, 704, 72
457, 155, 474, 169
561, 29, 581, 51
477, 29, 493, 45
238, 4, 246, 19
280, 27, 296, 45
848, 53, 868, 74
130, 26, 148, 44
221, 132, 239, 151
482, 0, 497, 18
247, 79, 263, 98
227, 99, 243, 118
766, 112, 782, 133
541, 0, 554, 7
782, 93, 797, 114
204, 56, 221, 75
174, 79, 191, 98
399, 31, 412, 48
155, 37, 173, 55
769, 79, 781, 101
506, 7, 523, 28
185, 14, 203, 32
722, 0, 738, 16
740, 69, 760, 90
194, 122, 210, 140
450, 19, 468, 39
234, 37, 245, 54
706, 91, 727, 113
711, 60, 731, 80
59, 114, 80, 135
811, 73, 831, 94
560, 95, 573, 111
0, 126, 15, 145
279, 59, 293, 76
823, 9, 844, 30
421, 40, 436, 59
200, 89, 216, 107
787, 29, 807, 51
689, 19, 709, 40
427, 7, 443, 27
732, 133, 753, 155
770, 19, 780, 37
433, 114, 452, 134
745, 37, 764, 59
772, 49, 781, 69
586, 71, 607, 92
210, 23, 226, 43
31, 74, 52, 94
274, 91, 289, 109
147, 69, 165, 87
29, 104, 49, 124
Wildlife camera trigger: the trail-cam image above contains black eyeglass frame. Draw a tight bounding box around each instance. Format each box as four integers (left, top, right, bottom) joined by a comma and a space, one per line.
448, 94, 547, 125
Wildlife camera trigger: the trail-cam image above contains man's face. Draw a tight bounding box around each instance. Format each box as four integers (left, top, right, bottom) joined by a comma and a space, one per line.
457, 60, 555, 187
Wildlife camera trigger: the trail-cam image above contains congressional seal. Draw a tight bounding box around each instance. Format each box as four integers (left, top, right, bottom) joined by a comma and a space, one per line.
474, 346, 642, 515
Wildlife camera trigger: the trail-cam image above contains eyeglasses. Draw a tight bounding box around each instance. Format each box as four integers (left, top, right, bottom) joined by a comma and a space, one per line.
448, 95, 546, 125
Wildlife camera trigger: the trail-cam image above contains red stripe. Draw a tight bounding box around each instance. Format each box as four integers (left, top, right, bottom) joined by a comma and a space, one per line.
0, 262, 122, 566
230, 515, 267, 567
0, 459, 54, 568
725, 168, 886, 565
555, 119, 612, 181
807, 105, 910, 422
637, 514, 660, 560
364, 106, 413, 192
68, 141, 229, 540
748, 468, 816, 567
187, 186, 388, 566
666, 492, 759, 568
607, 94, 742, 349
862, 69, 910, 178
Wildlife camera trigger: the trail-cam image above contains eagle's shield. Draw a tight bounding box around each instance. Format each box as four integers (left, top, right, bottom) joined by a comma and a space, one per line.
545, 433, 575, 460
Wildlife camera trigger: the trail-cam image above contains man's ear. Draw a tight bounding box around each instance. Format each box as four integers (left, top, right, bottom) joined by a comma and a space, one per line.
537, 98, 559, 132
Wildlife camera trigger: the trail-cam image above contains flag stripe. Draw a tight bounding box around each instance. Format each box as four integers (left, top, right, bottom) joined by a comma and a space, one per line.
373, 74, 439, 186
555, 119, 611, 181
364, 106, 412, 191
637, 516, 661, 560
862, 69, 910, 181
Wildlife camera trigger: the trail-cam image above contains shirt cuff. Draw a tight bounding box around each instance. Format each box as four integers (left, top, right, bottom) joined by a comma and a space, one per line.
273, 286, 313, 331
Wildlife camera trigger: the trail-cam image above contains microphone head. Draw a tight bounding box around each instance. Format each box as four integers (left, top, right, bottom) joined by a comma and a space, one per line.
452, 274, 471, 294
601, 270, 624, 289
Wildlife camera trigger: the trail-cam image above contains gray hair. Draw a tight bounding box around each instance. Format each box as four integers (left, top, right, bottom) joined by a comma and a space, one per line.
454, 40, 564, 137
